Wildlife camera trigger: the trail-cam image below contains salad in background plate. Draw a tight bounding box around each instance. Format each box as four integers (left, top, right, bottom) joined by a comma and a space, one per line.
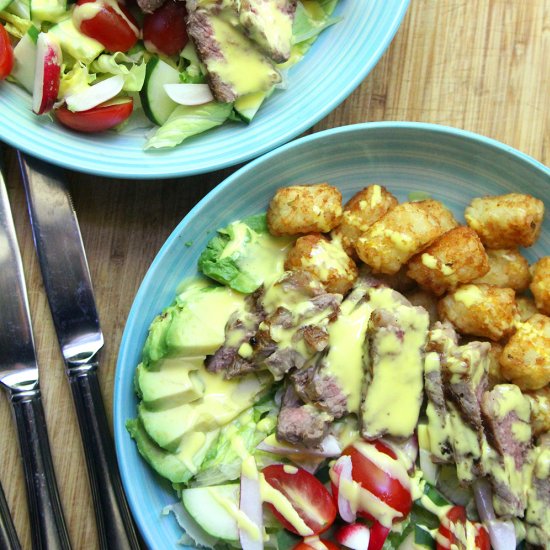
0, 0, 339, 149
126, 178, 549, 550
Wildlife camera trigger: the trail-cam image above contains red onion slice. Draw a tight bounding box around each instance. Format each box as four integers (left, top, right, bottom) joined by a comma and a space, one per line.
257, 435, 342, 458
239, 459, 264, 550
333, 455, 356, 523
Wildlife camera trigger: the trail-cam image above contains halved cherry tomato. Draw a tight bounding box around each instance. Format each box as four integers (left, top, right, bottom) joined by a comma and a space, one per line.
143, 0, 188, 56
337, 441, 412, 521
0, 24, 14, 80
55, 98, 133, 132
368, 521, 390, 550
74, 0, 139, 52
436, 506, 490, 550
293, 539, 340, 550
262, 465, 337, 536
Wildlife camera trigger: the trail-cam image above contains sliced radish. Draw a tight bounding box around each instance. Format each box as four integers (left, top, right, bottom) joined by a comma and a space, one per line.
335, 523, 370, 550
163, 83, 214, 106
239, 457, 264, 550
331, 455, 356, 523
65, 75, 125, 112
33, 33, 62, 115
257, 434, 342, 458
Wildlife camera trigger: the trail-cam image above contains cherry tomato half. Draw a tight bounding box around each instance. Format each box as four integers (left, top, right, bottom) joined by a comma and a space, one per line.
338, 441, 412, 521
293, 539, 340, 550
143, 0, 188, 56
368, 521, 390, 550
74, 0, 139, 52
436, 506, 490, 550
262, 465, 337, 536
0, 24, 14, 80
55, 98, 133, 132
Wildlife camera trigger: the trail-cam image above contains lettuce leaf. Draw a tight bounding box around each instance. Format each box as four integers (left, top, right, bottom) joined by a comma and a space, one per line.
144, 101, 232, 150
58, 61, 96, 99
90, 51, 146, 92
292, 1, 341, 45
0, 10, 33, 38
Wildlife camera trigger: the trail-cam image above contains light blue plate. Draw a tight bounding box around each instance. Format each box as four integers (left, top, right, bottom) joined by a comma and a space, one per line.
114, 122, 550, 548
0, 1, 409, 179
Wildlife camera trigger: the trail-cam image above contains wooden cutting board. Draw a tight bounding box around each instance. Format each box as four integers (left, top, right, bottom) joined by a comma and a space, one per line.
0, 1, 548, 548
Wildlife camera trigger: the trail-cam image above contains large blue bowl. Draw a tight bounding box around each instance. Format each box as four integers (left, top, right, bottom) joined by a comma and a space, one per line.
0, 1, 409, 178
114, 122, 550, 548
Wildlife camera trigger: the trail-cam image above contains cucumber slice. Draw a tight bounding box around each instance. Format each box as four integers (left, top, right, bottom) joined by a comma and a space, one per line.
414, 525, 436, 549
181, 484, 240, 542
140, 56, 180, 126
11, 26, 39, 93
234, 90, 268, 123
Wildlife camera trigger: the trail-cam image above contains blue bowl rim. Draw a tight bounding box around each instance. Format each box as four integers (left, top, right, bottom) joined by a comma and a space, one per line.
113, 120, 550, 545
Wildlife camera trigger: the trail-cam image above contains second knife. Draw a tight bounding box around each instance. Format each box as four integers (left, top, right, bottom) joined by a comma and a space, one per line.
19, 153, 141, 550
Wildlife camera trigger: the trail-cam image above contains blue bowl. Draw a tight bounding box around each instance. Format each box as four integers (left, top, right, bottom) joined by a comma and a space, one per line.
0, 1, 409, 179
114, 122, 550, 548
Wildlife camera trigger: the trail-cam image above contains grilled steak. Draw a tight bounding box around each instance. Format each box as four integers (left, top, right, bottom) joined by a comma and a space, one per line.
137, 0, 165, 13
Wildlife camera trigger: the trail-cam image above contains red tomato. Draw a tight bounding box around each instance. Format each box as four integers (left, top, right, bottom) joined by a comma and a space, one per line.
262, 465, 337, 536
338, 441, 412, 521
55, 99, 133, 132
436, 506, 490, 550
74, 0, 139, 52
368, 521, 390, 550
0, 24, 14, 80
293, 540, 340, 550
143, 0, 188, 56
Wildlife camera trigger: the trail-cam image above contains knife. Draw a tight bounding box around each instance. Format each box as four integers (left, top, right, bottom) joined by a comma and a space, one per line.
0, 151, 71, 550
0, 478, 22, 550
19, 153, 142, 550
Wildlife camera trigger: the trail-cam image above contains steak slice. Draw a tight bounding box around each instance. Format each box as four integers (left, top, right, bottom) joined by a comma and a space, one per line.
481, 384, 533, 517
136, 0, 164, 13
186, 0, 281, 102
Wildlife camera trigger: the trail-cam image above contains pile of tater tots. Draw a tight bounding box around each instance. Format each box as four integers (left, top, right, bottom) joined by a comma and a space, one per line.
266, 183, 549, 436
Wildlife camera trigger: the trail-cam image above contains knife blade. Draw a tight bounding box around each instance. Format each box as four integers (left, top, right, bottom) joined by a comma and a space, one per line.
19, 152, 142, 550
0, 149, 71, 550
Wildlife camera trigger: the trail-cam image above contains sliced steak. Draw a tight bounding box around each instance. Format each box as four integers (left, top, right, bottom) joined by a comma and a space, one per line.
276, 385, 330, 448
481, 384, 533, 517
361, 304, 429, 440
137, 0, 164, 13
239, 0, 297, 62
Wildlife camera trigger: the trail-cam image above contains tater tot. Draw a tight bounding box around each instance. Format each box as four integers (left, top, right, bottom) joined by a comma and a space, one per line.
438, 284, 519, 341
525, 386, 550, 437
331, 185, 398, 256
530, 257, 550, 315
284, 234, 358, 295
406, 226, 489, 295
473, 249, 531, 291
465, 193, 544, 248
355, 202, 443, 275
487, 342, 505, 388
415, 199, 459, 233
405, 289, 439, 325
267, 184, 343, 236
516, 296, 538, 322
499, 314, 550, 390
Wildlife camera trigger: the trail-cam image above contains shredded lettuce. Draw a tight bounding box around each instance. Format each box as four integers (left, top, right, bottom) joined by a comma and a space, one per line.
144, 101, 233, 150
292, 2, 341, 45
0, 10, 33, 38
90, 51, 147, 92
58, 62, 96, 99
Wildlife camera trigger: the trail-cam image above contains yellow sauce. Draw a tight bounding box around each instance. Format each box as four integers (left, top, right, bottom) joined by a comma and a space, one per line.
453, 284, 484, 307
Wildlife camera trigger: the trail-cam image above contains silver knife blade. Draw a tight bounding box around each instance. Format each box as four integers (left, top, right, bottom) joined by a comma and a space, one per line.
0, 156, 39, 392
19, 153, 104, 366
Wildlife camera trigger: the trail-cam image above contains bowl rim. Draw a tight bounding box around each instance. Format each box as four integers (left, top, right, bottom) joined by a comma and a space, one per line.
113, 120, 549, 546
0, 0, 411, 179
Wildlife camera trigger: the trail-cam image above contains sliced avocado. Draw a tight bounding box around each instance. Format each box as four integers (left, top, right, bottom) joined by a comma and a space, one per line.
136, 357, 205, 410
142, 285, 245, 365
181, 484, 240, 542
126, 418, 218, 483
48, 18, 104, 64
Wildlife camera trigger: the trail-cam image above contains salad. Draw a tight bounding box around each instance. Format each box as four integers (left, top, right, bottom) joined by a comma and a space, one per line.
0, 0, 339, 149
127, 182, 549, 550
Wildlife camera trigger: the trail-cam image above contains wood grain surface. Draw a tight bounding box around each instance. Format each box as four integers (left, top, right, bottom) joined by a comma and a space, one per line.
1, 1, 549, 548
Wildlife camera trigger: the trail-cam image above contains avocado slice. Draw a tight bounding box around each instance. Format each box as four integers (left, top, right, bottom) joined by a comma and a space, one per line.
127, 418, 219, 483
136, 357, 205, 410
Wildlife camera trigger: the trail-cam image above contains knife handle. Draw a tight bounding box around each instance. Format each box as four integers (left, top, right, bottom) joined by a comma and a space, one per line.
10, 390, 71, 550
0, 479, 21, 550
68, 368, 141, 550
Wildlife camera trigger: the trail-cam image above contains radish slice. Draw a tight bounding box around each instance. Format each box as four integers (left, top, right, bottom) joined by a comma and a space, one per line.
335, 523, 370, 550
239, 457, 264, 550
65, 75, 125, 112
332, 455, 356, 523
33, 33, 62, 115
164, 83, 214, 106
257, 434, 342, 458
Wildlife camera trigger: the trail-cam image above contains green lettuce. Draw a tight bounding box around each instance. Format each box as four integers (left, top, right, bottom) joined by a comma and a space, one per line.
90, 51, 146, 92
291, 1, 341, 45
0, 10, 32, 38
59, 62, 96, 99
144, 101, 233, 150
